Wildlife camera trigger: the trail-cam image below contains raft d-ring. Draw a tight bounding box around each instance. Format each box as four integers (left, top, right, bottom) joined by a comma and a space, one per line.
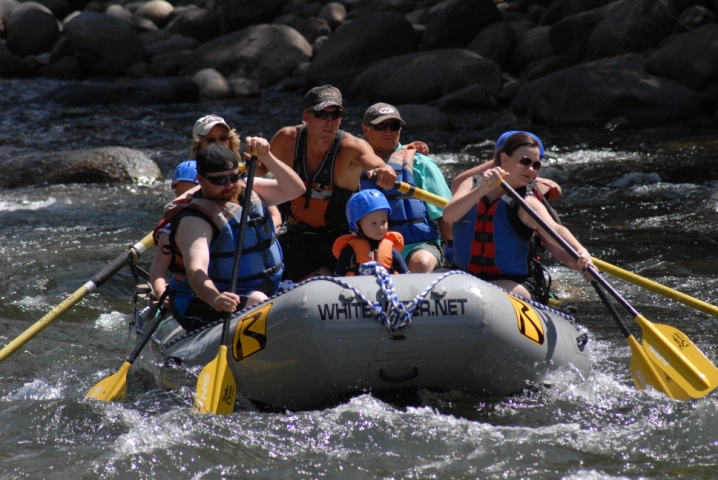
339, 289, 356, 303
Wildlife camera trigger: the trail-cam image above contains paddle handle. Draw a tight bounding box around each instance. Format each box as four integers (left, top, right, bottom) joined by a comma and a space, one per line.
393, 181, 449, 208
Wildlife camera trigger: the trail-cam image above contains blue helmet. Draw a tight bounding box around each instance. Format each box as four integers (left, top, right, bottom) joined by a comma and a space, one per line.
495, 130, 545, 159
172, 160, 199, 186
346, 189, 392, 232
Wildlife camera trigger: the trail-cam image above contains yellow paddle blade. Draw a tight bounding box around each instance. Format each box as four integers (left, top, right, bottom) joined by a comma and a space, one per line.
637, 315, 718, 398
194, 345, 236, 415
626, 336, 675, 396
85, 361, 130, 402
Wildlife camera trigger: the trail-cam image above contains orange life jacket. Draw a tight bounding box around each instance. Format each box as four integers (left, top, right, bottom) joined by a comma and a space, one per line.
332, 232, 404, 275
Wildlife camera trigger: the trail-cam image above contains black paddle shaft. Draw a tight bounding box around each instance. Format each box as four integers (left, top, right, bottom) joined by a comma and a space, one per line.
590, 281, 633, 340
220, 156, 259, 343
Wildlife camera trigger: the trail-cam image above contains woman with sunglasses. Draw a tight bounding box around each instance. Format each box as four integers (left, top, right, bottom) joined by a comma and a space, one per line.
450, 130, 563, 203
444, 131, 594, 302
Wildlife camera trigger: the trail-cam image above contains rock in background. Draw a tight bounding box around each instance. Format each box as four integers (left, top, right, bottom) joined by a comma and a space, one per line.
0, 0, 717, 128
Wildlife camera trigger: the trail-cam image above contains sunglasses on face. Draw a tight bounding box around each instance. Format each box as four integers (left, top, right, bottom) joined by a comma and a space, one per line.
202, 135, 229, 144
372, 122, 402, 132
518, 156, 541, 171
202, 172, 241, 186
312, 110, 343, 120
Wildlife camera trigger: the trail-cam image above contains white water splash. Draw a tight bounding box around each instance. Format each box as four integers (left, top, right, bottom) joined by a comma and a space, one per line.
0, 197, 57, 211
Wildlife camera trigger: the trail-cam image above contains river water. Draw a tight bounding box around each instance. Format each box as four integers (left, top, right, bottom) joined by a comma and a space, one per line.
1, 78, 717, 479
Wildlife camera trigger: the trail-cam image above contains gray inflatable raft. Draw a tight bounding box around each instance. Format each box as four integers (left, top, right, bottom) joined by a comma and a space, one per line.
141, 268, 590, 411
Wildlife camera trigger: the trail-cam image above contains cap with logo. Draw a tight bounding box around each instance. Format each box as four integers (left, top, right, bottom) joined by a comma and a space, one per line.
195, 145, 239, 174
193, 115, 230, 138
303, 85, 343, 111
363, 102, 405, 126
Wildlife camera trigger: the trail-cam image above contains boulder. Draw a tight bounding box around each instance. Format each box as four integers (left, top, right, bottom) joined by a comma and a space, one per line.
510, 26, 554, 75
135, 0, 173, 29
511, 53, 702, 125
0, 42, 34, 77
144, 33, 199, 58
547, 2, 618, 59
587, 0, 677, 60
645, 23, 718, 92
220, 0, 285, 31
6, 2, 62, 57
538, 0, 615, 26
177, 24, 311, 87
396, 104, 452, 132
274, 14, 331, 45
306, 12, 418, 90
420, 0, 503, 50
64, 11, 145, 75
164, 6, 220, 42
0, 146, 162, 188
318, 2, 346, 30
466, 21, 516, 69
351, 49, 502, 104
192, 68, 232, 99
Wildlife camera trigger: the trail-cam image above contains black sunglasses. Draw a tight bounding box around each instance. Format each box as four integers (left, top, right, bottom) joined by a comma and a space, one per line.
518, 156, 541, 171
372, 122, 402, 132
312, 110, 343, 120
202, 173, 241, 186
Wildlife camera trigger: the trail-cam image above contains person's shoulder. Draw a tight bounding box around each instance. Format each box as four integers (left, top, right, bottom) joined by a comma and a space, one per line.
339, 132, 373, 154
339, 130, 362, 145
272, 125, 301, 141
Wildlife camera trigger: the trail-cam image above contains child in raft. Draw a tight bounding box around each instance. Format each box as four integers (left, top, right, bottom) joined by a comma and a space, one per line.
332, 189, 409, 276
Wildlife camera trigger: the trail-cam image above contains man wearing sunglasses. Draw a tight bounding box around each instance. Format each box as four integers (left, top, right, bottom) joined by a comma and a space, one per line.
166, 142, 305, 332
268, 85, 397, 282
360, 103, 453, 273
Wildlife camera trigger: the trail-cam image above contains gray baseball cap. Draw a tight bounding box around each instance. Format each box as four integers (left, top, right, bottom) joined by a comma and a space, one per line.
363, 103, 405, 125
303, 85, 343, 111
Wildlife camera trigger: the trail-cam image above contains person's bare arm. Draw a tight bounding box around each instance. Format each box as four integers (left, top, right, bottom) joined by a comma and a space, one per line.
438, 216, 452, 243
175, 216, 240, 313
343, 135, 397, 189
451, 160, 494, 194
149, 232, 172, 301
519, 196, 593, 276
444, 168, 506, 223
246, 136, 305, 205
269, 126, 299, 169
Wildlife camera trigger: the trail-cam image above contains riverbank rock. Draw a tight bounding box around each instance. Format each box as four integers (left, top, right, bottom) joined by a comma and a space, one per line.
511, 54, 702, 125
0, 146, 162, 188
1, 0, 718, 127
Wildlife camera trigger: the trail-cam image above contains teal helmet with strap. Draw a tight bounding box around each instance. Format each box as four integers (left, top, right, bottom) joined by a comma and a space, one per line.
346, 189, 392, 232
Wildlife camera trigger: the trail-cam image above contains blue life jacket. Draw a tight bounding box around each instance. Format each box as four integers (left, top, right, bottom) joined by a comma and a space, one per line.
360, 147, 438, 245
452, 185, 534, 278
169, 193, 283, 316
